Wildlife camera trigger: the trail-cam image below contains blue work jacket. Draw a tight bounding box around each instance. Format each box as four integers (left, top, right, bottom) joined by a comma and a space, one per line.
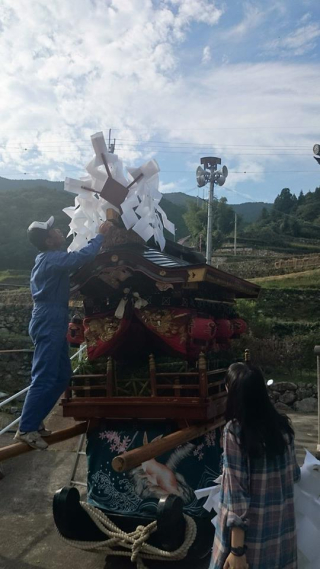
30, 233, 104, 311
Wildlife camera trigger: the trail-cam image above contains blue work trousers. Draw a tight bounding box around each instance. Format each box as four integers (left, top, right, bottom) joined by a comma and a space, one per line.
19, 305, 72, 432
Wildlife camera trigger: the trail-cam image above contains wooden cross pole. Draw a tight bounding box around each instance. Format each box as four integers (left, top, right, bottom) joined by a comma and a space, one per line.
0, 422, 88, 463
112, 417, 225, 473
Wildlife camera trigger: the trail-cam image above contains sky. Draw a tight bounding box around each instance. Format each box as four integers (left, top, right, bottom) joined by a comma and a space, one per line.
0, 0, 320, 204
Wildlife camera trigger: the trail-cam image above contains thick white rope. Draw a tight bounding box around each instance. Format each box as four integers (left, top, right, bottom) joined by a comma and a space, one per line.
59, 501, 197, 569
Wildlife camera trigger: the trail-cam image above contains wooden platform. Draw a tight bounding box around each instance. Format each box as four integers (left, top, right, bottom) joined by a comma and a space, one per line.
61, 352, 227, 423
61, 393, 226, 421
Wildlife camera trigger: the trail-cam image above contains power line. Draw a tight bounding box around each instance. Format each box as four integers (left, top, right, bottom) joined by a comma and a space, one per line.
108, 126, 320, 131
0, 148, 314, 157
0, 140, 314, 149
161, 169, 320, 174
1, 125, 320, 132
1, 168, 319, 176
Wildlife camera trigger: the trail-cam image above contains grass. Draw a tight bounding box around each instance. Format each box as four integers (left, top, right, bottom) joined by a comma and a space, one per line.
0, 270, 30, 283
251, 268, 320, 289
269, 369, 317, 384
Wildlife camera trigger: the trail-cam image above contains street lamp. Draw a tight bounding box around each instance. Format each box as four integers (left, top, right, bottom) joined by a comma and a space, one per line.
313, 144, 320, 166
196, 157, 228, 264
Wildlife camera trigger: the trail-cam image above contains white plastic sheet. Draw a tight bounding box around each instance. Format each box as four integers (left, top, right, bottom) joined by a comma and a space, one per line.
63, 132, 175, 251
295, 451, 320, 568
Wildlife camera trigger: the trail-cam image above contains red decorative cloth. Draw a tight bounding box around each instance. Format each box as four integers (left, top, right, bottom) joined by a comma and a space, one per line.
83, 309, 247, 360
84, 313, 131, 360
135, 307, 190, 356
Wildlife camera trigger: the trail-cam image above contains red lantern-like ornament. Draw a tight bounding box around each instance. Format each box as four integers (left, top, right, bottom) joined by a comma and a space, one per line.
67, 315, 85, 348
231, 318, 247, 337
215, 319, 233, 343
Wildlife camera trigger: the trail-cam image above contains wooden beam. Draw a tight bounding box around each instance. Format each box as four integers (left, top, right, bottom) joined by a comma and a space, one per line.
0, 422, 87, 463
149, 353, 157, 396
112, 417, 225, 473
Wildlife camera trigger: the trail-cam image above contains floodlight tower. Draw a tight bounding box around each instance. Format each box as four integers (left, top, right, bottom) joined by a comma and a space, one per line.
196, 157, 228, 264
313, 144, 320, 166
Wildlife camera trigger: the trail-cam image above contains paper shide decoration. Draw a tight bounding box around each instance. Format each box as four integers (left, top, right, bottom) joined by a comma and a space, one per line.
63, 131, 175, 252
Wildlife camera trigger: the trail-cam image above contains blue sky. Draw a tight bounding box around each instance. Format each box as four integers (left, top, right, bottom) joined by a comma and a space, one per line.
0, 0, 319, 204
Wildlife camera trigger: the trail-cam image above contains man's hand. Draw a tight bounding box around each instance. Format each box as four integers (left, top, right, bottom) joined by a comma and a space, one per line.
98, 221, 109, 235
223, 553, 249, 569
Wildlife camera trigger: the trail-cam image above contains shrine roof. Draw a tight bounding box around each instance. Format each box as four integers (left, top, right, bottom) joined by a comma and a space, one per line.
70, 242, 260, 300
142, 247, 190, 268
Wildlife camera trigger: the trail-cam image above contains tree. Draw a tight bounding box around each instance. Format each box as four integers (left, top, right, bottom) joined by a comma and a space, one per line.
213, 197, 235, 235
212, 229, 224, 250
274, 188, 297, 214
183, 198, 236, 251
183, 202, 207, 245
260, 207, 269, 221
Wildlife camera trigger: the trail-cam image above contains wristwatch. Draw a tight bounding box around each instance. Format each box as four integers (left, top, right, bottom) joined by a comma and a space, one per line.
230, 545, 247, 557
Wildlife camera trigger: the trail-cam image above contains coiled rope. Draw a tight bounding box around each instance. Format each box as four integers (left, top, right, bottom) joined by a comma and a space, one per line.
59, 501, 197, 569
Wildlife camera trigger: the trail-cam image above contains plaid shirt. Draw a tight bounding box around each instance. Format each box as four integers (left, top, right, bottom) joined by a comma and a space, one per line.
211, 421, 300, 569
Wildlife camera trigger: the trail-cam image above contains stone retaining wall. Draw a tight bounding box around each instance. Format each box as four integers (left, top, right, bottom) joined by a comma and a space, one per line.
0, 305, 32, 340
0, 351, 33, 395
0, 303, 318, 413
268, 381, 318, 413
0, 302, 82, 394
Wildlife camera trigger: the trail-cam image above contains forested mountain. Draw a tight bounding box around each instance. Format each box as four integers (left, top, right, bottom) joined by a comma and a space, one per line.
164, 192, 272, 223
0, 176, 63, 192
0, 180, 187, 270
182, 186, 320, 252
1, 175, 320, 270
242, 187, 320, 244
230, 202, 273, 223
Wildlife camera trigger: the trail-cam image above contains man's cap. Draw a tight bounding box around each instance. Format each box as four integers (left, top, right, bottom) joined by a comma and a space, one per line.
28, 216, 54, 232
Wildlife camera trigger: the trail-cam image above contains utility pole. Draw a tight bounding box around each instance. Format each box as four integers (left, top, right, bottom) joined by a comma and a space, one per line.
234, 213, 237, 256
313, 143, 320, 166
108, 129, 116, 153
196, 157, 228, 265
206, 174, 215, 265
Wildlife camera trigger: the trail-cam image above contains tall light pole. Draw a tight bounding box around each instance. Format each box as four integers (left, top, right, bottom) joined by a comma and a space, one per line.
313, 143, 320, 166
196, 157, 228, 265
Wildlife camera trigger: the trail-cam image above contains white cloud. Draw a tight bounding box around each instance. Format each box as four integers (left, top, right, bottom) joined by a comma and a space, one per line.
159, 181, 177, 193
165, 0, 223, 39
0, 0, 318, 201
202, 46, 211, 64
222, 1, 287, 42
224, 3, 265, 39
266, 24, 320, 56
300, 12, 311, 24
159, 178, 189, 193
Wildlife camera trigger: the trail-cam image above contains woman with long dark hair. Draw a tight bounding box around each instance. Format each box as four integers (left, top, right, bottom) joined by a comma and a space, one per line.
211, 363, 300, 569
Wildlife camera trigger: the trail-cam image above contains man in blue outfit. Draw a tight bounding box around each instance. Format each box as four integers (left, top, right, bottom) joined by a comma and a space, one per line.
14, 216, 108, 449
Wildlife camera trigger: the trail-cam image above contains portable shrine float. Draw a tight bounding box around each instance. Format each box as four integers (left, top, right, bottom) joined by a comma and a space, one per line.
1, 132, 260, 569
55, 228, 259, 568
53, 132, 259, 568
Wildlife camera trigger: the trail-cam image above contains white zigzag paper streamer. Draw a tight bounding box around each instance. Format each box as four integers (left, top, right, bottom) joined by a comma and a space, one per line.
63, 131, 175, 251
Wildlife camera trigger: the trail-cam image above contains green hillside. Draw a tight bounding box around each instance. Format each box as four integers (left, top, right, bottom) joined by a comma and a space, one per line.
164, 191, 201, 209
164, 192, 273, 223
0, 178, 188, 270
2, 176, 320, 271
0, 176, 63, 192
230, 202, 273, 222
